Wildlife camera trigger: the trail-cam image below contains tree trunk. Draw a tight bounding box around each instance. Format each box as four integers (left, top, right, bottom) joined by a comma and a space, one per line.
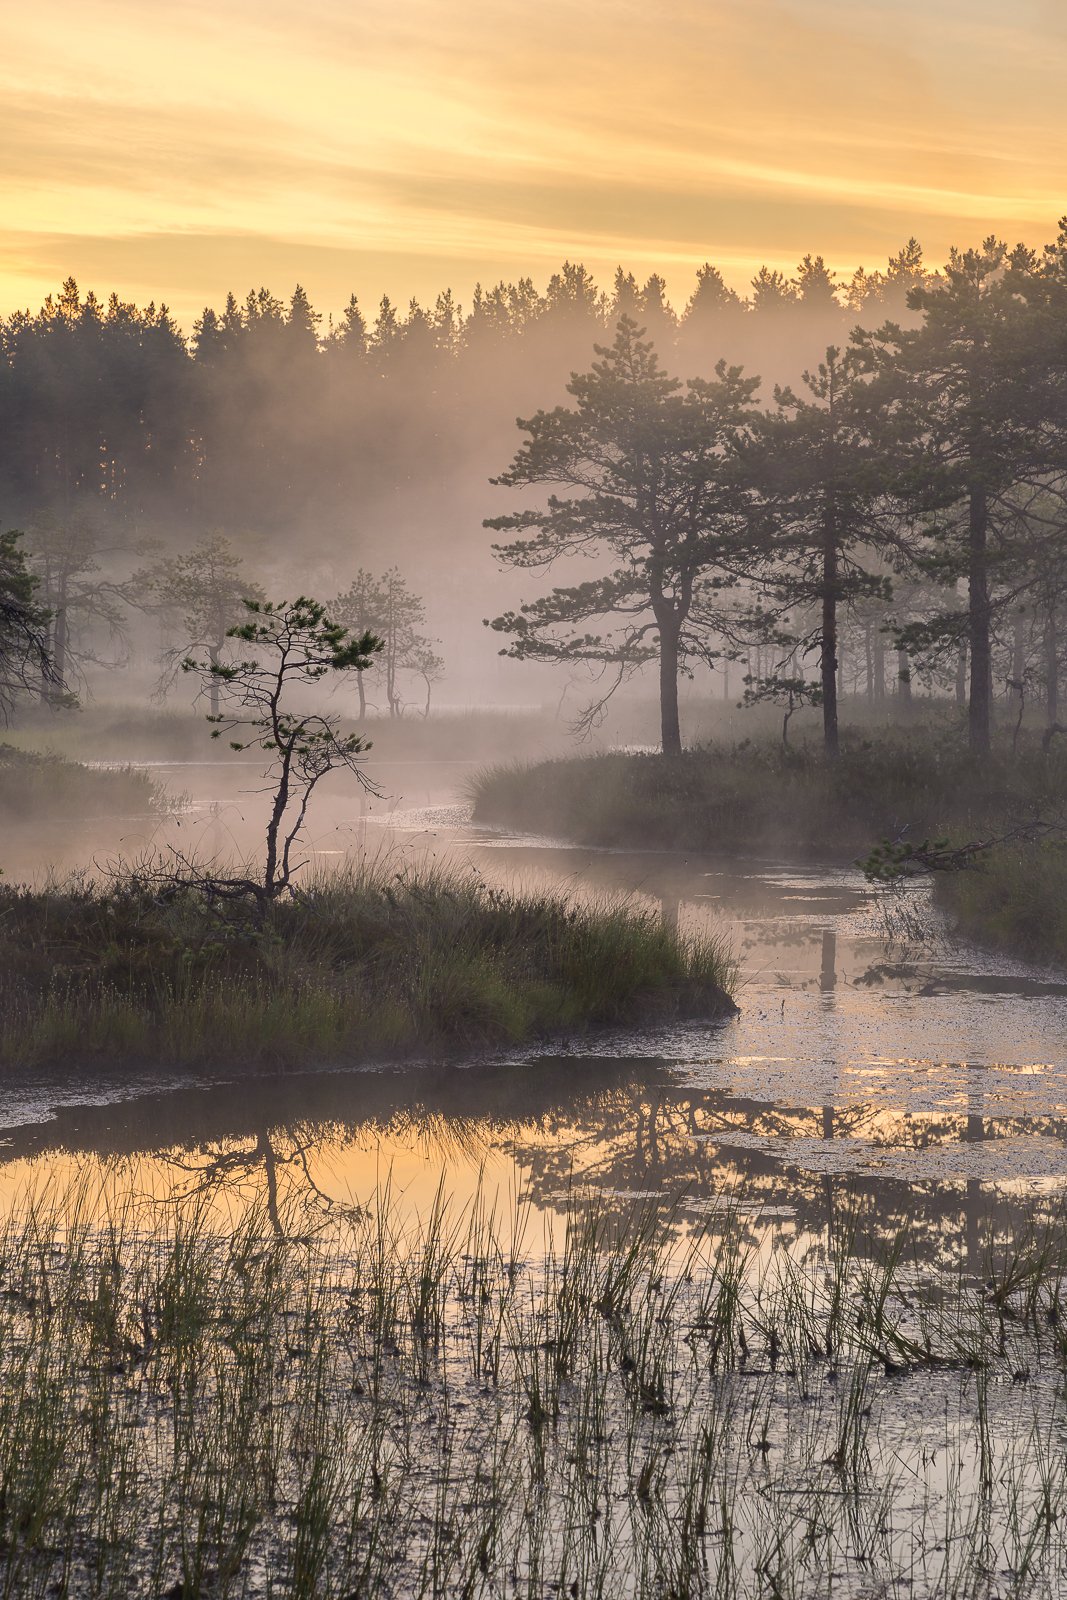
821, 526, 839, 756
208, 643, 220, 720
53, 570, 68, 691
897, 647, 912, 711
357, 669, 367, 719
967, 484, 992, 755
39, 618, 54, 705
387, 644, 399, 718
658, 613, 682, 756
1011, 606, 1027, 711
1047, 603, 1059, 728
872, 626, 885, 703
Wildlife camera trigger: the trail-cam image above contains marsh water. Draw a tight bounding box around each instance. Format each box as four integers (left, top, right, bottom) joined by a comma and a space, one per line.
7, 757, 1067, 1598
4, 753, 1067, 1253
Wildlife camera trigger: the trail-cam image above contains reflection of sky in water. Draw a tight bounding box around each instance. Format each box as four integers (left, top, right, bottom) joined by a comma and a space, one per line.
2, 759, 1066, 1230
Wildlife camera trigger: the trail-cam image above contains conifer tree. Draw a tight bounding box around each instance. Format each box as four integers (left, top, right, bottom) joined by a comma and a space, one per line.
749, 346, 890, 755
487, 318, 758, 753
857, 238, 1052, 755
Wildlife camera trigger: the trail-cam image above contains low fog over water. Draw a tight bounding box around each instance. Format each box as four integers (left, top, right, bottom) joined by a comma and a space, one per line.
0, 250, 928, 708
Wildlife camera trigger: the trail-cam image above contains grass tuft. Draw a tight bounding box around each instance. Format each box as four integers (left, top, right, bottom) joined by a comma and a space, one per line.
0, 857, 737, 1070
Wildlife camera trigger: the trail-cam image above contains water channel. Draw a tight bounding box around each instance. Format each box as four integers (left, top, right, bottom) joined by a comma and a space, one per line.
4, 754, 1066, 1259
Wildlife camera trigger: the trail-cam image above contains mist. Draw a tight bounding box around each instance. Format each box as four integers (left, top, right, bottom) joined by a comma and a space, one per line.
0, 242, 932, 719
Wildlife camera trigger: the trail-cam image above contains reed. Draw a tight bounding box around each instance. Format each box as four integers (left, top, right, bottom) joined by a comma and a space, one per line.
0, 1175, 1064, 1596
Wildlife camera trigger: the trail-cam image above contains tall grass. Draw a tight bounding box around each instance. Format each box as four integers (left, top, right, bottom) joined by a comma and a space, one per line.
470, 734, 1067, 859
0, 743, 167, 820
936, 840, 1067, 968
0, 857, 737, 1070
0, 1175, 1065, 1596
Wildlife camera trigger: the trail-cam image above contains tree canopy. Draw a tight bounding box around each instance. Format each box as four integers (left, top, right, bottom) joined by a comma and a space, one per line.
487, 319, 758, 752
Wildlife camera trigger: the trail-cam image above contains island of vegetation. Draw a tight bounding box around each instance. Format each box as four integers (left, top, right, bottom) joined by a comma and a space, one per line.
0, 592, 735, 1072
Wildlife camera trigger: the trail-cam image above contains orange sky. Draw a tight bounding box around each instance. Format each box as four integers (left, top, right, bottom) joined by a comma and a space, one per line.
2, 0, 1065, 327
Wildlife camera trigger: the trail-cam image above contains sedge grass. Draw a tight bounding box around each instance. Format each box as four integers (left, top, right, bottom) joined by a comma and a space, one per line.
470, 735, 1067, 861
0, 1174, 1064, 1596
0, 856, 736, 1071
936, 840, 1067, 969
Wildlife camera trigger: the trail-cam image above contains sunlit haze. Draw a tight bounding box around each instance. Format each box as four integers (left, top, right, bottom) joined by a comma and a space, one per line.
3, 0, 1065, 323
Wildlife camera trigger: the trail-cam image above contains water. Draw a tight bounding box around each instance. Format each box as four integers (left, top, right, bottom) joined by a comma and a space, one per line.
4, 758, 1067, 1595
3, 755, 1066, 1241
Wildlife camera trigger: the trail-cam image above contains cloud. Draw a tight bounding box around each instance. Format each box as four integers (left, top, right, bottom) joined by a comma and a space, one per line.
1, 0, 1064, 322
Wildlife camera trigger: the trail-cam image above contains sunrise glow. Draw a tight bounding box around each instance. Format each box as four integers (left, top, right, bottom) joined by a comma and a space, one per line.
3, 0, 1064, 322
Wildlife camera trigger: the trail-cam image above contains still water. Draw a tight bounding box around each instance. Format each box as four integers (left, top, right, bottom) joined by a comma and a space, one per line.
3, 755, 1066, 1251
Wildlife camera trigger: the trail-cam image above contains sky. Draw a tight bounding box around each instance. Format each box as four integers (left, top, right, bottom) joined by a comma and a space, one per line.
2, 0, 1065, 328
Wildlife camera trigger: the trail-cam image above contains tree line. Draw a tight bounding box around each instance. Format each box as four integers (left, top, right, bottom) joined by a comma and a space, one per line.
487, 229, 1067, 757
0, 245, 928, 547
3, 226, 1067, 756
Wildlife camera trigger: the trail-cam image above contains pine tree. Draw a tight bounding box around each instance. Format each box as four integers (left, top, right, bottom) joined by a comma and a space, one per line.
750, 346, 891, 755
857, 238, 1053, 754
487, 319, 758, 753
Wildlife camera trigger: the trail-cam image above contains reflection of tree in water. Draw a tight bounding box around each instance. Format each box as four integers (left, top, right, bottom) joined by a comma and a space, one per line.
498, 1077, 1067, 1270
5, 1056, 1065, 1267
162, 1124, 348, 1238
156, 1087, 1067, 1269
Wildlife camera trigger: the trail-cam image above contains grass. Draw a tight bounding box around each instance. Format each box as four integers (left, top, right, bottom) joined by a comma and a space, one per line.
0, 858, 736, 1071
470, 731, 1067, 861
936, 841, 1067, 969
0, 743, 167, 821
0, 1173, 1066, 1597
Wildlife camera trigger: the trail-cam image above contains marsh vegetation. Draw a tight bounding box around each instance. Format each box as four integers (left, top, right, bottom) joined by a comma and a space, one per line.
1, 1171, 1067, 1599
935, 842, 1067, 968
0, 859, 736, 1071
470, 731, 1067, 863
0, 744, 168, 823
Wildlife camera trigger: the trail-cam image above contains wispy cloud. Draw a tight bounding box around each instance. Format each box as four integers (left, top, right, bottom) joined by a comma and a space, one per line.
1, 0, 1064, 323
